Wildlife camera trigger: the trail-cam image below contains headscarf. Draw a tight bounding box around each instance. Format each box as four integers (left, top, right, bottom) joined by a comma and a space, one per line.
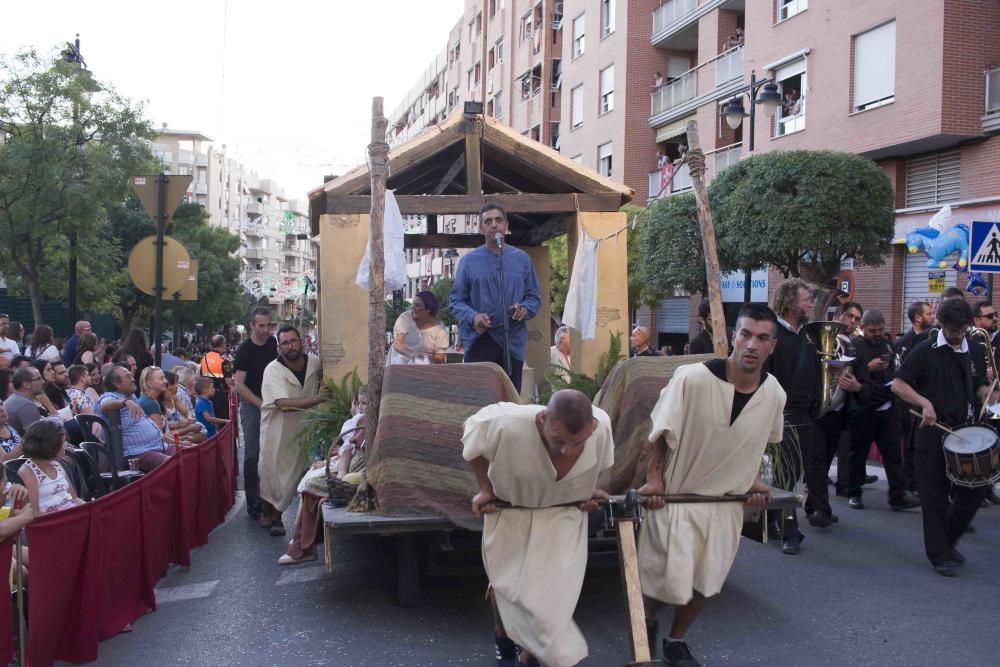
415, 290, 439, 317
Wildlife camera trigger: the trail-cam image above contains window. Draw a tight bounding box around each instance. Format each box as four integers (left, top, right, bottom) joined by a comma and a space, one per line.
475, 61, 481, 86
853, 21, 895, 112
777, 0, 807, 21
496, 38, 504, 65
599, 65, 614, 113
489, 0, 496, 18
530, 64, 542, 97
598, 142, 613, 178
530, 125, 541, 142
520, 72, 532, 100
572, 15, 585, 58
601, 0, 615, 38
905, 151, 960, 207
520, 12, 533, 44
551, 121, 561, 150
488, 46, 495, 70
468, 68, 474, 91
476, 12, 483, 35
774, 58, 806, 136
468, 19, 474, 42
571, 85, 584, 128
494, 91, 504, 120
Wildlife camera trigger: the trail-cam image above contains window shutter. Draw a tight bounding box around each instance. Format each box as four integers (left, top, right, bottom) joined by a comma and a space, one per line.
905, 150, 960, 207
854, 21, 895, 110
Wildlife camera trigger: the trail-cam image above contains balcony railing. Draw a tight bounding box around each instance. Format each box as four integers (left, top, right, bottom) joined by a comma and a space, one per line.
712, 143, 742, 175
245, 248, 264, 260
194, 182, 208, 195
652, 0, 698, 36
651, 46, 743, 117
647, 162, 693, 202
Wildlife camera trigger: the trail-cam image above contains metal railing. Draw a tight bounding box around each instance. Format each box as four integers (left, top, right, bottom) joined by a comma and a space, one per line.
712, 143, 742, 175
651, 46, 743, 116
652, 0, 698, 36
647, 162, 693, 202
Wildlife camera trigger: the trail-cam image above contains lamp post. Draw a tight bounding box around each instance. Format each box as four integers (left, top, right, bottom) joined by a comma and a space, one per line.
719, 71, 782, 302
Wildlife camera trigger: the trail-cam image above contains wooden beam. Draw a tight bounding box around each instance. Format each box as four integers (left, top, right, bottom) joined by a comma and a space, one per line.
325, 193, 622, 215
403, 232, 542, 249
483, 172, 522, 193
524, 215, 568, 245
465, 118, 483, 195
432, 154, 466, 195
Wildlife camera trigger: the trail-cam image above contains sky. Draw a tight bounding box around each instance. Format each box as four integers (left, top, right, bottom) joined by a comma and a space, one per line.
0, 0, 464, 200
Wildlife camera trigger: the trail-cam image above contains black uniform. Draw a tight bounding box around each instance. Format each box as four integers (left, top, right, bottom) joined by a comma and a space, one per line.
763, 321, 822, 537
688, 330, 712, 355
894, 336, 989, 567
893, 327, 928, 491
848, 335, 909, 503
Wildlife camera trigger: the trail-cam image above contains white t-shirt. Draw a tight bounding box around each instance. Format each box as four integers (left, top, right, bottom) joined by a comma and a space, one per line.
389, 311, 449, 365
29, 344, 61, 363
0, 337, 19, 360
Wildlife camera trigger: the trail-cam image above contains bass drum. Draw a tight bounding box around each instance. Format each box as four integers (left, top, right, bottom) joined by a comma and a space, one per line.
942, 425, 1000, 488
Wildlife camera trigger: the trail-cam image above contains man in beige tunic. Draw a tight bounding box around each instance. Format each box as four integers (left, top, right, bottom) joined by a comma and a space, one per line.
463, 389, 614, 667
638, 304, 786, 667
259, 325, 325, 536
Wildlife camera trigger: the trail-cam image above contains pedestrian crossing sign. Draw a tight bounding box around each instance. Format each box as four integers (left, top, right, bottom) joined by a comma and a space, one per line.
970, 221, 1000, 272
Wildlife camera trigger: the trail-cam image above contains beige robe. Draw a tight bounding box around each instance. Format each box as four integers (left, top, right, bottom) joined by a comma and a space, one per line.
462, 403, 614, 667
259, 353, 322, 512
638, 363, 785, 605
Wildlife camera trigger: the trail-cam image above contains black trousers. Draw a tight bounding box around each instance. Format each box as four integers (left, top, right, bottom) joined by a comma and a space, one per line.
898, 403, 918, 491
464, 334, 524, 393
848, 409, 908, 502
768, 414, 816, 538
913, 426, 987, 565
817, 409, 851, 493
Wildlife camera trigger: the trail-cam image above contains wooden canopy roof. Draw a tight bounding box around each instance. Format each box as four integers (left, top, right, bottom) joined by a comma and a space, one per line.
307, 108, 633, 247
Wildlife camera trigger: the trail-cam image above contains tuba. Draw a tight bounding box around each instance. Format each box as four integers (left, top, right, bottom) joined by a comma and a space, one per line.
803, 321, 850, 418
968, 327, 1000, 422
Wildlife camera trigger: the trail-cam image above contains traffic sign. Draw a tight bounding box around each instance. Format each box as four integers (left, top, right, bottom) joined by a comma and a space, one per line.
176, 259, 199, 301
131, 174, 192, 229
970, 220, 1000, 272
127, 235, 192, 296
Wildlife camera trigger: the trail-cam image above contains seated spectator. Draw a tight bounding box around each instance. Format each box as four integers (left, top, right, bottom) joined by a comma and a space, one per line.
31, 360, 59, 418
72, 332, 99, 366
173, 366, 197, 412
5, 367, 45, 434
0, 314, 20, 363
27, 325, 60, 363
7, 322, 25, 353
0, 368, 12, 402
549, 326, 571, 382
44, 361, 73, 418
279, 386, 368, 565
10, 355, 33, 369
389, 290, 449, 365
95, 365, 173, 472
138, 366, 174, 437
85, 362, 102, 401
17, 419, 84, 514
163, 371, 206, 443
113, 352, 139, 378
194, 377, 229, 438
0, 401, 24, 461
65, 364, 96, 416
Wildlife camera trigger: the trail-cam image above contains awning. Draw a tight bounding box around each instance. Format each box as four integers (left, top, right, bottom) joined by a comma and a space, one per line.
655, 116, 694, 143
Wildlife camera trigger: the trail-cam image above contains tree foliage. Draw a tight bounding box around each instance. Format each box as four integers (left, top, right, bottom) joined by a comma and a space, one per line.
430, 277, 457, 328
545, 235, 569, 315
638, 193, 718, 300
0, 48, 155, 324
709, 149, 895, 283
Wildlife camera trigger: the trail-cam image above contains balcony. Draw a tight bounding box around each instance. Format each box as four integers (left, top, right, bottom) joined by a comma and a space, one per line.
650, 46, 744, 126
246, 202, 265, 215
647, 162, 693, 203
194, 182, 208, 195
195, 153, 208, 167
984, 68, 1000, 134
652, 0, 724, 48
711, 143, 742, 176
245, 247, 264, 260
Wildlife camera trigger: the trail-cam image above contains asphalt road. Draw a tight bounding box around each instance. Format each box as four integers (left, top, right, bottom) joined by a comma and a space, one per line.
79, 470, 1000, 667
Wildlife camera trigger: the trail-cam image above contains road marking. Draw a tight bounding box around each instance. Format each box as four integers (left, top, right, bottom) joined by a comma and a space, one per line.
155, 580, 220, 604
275, 564, 328, 587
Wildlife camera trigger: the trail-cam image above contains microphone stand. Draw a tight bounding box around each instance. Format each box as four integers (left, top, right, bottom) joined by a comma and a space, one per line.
496, 235, 513, 380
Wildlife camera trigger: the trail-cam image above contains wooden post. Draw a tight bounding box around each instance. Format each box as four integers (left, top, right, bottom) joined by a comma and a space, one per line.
367, 97, 390, 437
685, 120, 728, 358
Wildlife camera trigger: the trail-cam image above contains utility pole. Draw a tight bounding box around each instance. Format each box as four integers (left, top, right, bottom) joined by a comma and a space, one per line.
366, 98, 389, 438
63, 34, 87, 334
152, 173, 168, 367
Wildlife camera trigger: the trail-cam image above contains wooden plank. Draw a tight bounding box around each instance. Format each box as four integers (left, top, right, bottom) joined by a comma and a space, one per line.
433, 154, 466, 195
524, 215, 568, 245
465, 118, 483, 195
404, 234, 486, 249
326, 193, 623, 215
617, 518, 651, 664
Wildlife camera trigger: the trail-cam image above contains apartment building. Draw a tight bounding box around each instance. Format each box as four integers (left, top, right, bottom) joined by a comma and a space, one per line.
151, 129, 318, 321
387, 0, 565, 297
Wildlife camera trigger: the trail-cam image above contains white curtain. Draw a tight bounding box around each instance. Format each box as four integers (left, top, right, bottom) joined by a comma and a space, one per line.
562, 229, 599, 340
356, 190, 408, 292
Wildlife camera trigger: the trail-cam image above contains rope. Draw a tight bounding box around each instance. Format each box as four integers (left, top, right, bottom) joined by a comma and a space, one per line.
685, 148, 706, 179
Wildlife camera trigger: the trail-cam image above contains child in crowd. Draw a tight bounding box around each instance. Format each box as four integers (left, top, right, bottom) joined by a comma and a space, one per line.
17, 419, 84, 515
194, 377, 229, 438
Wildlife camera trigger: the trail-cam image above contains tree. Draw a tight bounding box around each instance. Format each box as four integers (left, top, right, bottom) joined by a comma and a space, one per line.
430, 277, 457, 328
0, 48, 155, 325
710, 150, 895, 289
545, 235, 569, 315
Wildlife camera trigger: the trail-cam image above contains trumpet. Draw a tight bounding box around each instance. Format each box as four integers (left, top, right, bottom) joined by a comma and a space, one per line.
968, 327, 1000, 421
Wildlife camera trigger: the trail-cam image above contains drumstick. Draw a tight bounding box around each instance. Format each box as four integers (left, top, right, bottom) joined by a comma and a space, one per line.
908, 409, 968, 442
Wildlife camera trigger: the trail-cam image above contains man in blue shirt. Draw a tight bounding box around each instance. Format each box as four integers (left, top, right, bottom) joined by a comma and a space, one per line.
450, 203, 541, 392
95, 365, 171, 472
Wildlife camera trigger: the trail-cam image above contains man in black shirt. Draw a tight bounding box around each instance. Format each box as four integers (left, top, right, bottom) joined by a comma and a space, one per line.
764, 279, 822, 554
233, 307, 279, 521
688, 299, 713, 355
847, 309, 919, 511
892, 298, 994, 577
894, 300, 935, 493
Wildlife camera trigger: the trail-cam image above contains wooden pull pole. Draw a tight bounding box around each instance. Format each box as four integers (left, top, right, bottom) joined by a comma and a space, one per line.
617, 519, 651, 664
685, 120, 728, 358
367, 97, 390, 437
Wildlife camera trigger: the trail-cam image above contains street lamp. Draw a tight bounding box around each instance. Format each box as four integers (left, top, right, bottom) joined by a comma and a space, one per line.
718, 70, 782, 303
719, 71, 781, 152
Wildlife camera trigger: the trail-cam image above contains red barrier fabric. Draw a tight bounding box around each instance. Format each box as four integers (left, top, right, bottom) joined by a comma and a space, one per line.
0, 538, 13, 665
24, 420, 236, 666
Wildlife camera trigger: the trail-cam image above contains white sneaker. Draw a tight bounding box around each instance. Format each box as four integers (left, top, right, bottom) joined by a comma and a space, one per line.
277, 552, 317, 565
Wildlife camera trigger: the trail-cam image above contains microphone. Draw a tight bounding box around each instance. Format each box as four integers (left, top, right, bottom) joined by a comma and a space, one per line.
494, 232, 504, 251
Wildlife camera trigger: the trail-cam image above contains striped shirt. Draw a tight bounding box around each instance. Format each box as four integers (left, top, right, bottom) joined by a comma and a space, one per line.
94, 391, 165, 457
